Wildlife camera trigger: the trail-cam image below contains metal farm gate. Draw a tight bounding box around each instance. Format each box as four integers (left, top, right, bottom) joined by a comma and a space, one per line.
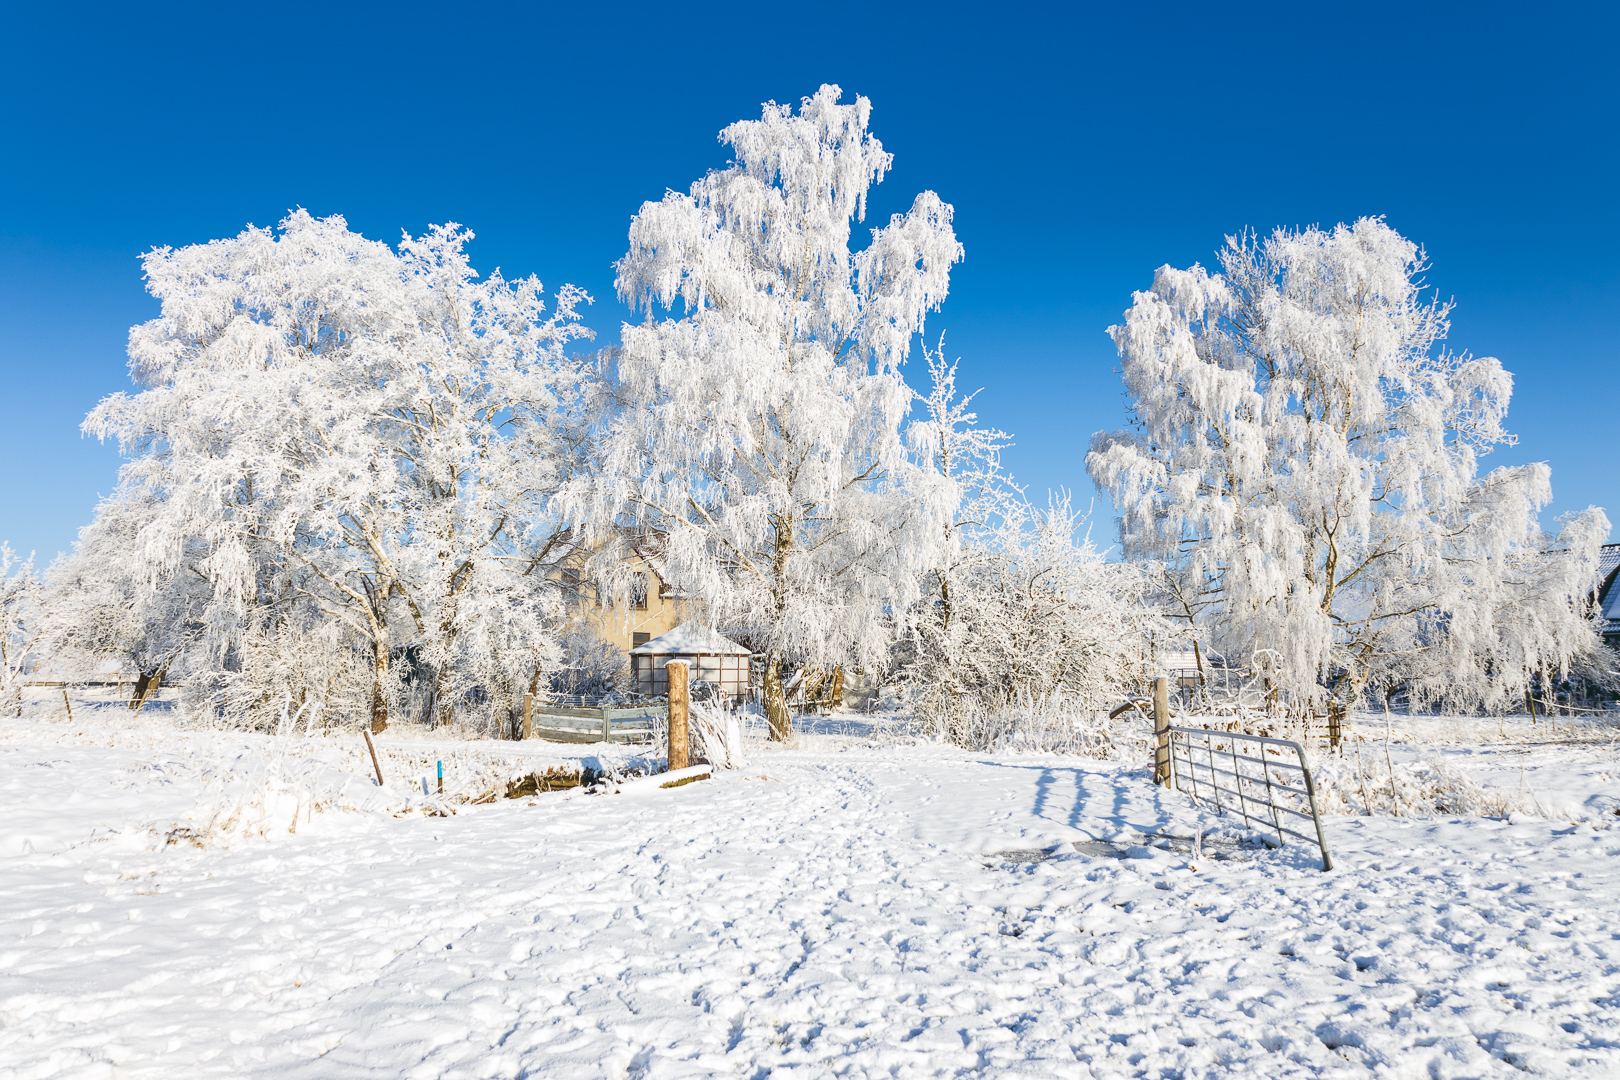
1166, 725, 1334, 871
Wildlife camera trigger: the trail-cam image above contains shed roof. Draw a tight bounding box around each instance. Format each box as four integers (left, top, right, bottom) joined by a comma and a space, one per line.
629, 621, 750, 656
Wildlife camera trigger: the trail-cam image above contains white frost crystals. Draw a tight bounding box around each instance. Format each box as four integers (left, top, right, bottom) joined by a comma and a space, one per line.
0, 544, 43, 714
572, 84, 963, 740
78, 211, 595, 732
1088, 217, 1610, 712
899, 343, 1161, 747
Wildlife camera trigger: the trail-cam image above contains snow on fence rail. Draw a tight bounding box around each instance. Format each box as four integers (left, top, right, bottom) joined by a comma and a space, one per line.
1167, 725, 1334, 872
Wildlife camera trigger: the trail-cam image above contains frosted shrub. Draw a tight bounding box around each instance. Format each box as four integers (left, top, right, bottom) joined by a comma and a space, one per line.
689, 700, 746, 770
1309, 751, 1531, 819
900, 345, 1162, 744
210, 619, 371, 732
0, 545, 42, 715
940, 695, 1148, 758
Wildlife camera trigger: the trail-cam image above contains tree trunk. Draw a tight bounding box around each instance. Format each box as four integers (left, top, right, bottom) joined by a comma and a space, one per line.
129, 664, 167, 713
765, 514, 794, 742
370, 638, 389, 734
764, 650, 791, 742
431, 664, 449, 729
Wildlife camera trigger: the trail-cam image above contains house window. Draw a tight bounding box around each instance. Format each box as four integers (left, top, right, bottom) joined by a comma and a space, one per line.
632, 633, 650, 647
630, 573, 648, 610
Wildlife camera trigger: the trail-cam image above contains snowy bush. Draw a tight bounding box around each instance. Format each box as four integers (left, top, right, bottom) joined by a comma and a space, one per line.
897, 344, 1162, 747
208, 619, 373, 733
548, 628, 630, 701
1310, 750, 1537, 820
931, 694, 1149, 758
0, 544, 43, 715
689, 700, 746, 770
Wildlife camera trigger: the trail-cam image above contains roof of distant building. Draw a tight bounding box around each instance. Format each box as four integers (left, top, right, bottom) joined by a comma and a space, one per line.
1598, 544, 1620, 635
629, 621, 750, 656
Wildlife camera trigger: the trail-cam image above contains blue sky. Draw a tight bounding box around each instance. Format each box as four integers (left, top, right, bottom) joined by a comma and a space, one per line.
2, 1, 1616, 563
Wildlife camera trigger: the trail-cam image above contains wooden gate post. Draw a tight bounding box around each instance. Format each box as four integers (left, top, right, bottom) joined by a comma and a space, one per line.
522, 692, 534, 741
1153, 675, 1171, 786
666, 660, 690, 771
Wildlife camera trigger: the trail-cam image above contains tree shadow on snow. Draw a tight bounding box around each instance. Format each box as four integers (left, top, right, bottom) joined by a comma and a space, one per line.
971, 760, 1181, 838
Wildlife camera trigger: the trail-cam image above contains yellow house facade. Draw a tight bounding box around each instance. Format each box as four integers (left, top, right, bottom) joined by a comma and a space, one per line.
555, 532, 692, 659
577, 554, 689, 653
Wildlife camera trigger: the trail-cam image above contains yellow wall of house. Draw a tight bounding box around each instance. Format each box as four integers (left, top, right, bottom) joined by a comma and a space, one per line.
574, 556, 689, 655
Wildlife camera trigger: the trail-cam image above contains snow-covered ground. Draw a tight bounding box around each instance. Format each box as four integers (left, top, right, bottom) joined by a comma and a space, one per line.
2, 707, 1618, 1078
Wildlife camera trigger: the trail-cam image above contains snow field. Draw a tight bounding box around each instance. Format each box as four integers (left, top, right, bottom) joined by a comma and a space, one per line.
0, 716, 1617, 1078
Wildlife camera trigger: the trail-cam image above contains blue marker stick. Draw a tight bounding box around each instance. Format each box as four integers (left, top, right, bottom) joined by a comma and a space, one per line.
437, 760, 443, 795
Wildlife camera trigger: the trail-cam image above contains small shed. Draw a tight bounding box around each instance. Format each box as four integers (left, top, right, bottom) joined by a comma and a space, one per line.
629, 622, 751, 701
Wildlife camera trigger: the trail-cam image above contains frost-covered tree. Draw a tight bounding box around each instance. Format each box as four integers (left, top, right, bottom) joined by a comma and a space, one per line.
575, 85, 962, 739
1, 545, 44, 714
901, 349, 1155, 742
1088, 218, 1608, 713
44, 488, 215, 711
82, 211, 593, 730
900, 341, 1010, 726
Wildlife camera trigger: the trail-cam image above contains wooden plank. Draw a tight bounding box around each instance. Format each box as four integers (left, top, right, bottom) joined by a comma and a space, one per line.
1153, 676, 1171, 786
528, 724, 655, 746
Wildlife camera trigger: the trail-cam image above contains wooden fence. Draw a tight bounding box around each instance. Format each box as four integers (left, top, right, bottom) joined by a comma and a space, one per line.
523, 702, 661, 744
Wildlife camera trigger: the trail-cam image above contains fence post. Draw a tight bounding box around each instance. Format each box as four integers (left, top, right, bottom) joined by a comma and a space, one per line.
522, 693, 533, 741
362, 727, 385, 787
1153, 675, 1170, 786
667, 661, 689, 770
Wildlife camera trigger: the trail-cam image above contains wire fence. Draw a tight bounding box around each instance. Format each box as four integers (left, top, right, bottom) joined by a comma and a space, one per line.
1166, 725, 1334, 871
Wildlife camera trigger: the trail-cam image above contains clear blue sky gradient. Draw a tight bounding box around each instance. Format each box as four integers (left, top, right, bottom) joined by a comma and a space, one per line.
2, 1, 1616, 563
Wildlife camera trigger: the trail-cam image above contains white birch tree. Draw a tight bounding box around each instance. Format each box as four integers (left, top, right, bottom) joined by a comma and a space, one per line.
0, 545, 44, 715
82, 211, 593, 730
1088, 217, 1608, 713
575, 85, 963, 739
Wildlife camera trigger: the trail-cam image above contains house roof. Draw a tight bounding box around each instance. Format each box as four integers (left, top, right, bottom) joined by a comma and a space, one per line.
1599, 544, 1620, 588
1598, 544, 1620, 634
629, 621, 750, 656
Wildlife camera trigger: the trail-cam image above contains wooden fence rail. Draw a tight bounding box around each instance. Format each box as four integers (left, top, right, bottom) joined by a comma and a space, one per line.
525, 704, 662, 744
